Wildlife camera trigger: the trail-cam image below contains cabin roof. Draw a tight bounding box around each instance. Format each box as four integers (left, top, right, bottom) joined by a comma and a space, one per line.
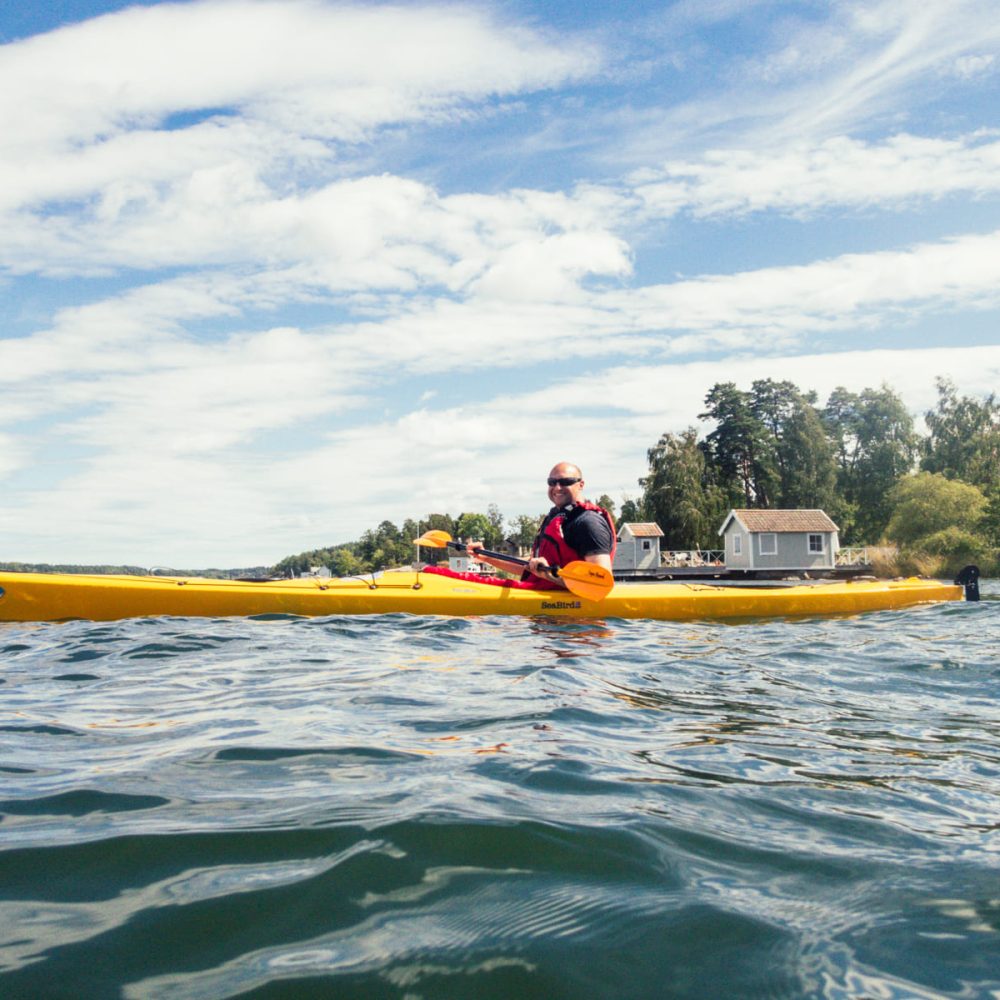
721, 509, 839, 534
620, 522, 665, 538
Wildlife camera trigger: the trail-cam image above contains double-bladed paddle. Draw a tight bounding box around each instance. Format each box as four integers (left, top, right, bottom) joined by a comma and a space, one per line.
414, 530, 614, 601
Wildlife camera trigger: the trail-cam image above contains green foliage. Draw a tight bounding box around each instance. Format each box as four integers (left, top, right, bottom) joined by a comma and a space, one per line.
641, 427, 727, 548
922, 377, 1000, 489
885, 473, 987, 545
644, 380, 902, 545
510, 514, 542, 550
0, 562, 273, 578
274, 507, 536, 576
423, 513, 456, 535
454, 512, 494, 545
272, 543, 364, 578
823, 384, 918, 542
700, 382, 770, 506
356, 520, 413, 569
872, 463, 992, 577
618, 497, 643, 523
694, 379, 842, 523
485, 504, 506, 548
984, 485, 1000, 547
747, 378, 797, 506
775, 395, 838, 510
634, 378, 993, 551
920, 378, 1000, 547
0, 562, 150, 576
328, 549, 367, 576
911, 527, 985, 560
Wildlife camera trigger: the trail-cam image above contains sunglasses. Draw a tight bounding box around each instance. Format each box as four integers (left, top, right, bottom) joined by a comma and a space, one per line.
547, 477, 581, 487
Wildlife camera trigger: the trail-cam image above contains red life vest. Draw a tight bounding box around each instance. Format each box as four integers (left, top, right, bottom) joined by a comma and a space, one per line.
526, 500, 617, 588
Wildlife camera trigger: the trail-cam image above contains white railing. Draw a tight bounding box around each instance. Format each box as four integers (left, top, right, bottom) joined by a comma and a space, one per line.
660, 550, 725, 567
836, 547, 867, 566
836, 545, 896, 566
657, 547, 886, 568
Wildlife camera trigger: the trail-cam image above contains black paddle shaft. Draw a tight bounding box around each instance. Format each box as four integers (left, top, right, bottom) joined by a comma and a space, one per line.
446, 541, 551, 573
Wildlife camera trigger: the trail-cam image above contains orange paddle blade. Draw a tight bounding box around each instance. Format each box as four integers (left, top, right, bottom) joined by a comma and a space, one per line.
414, 530, 453, 548
557, 561, 614, 601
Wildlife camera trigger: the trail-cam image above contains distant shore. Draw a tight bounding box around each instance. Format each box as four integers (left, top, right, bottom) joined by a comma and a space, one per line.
3, 552, 997, 580
0, 562, 273, 579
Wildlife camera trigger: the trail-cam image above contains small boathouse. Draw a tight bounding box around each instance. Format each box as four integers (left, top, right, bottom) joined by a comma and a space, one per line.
615, 523, 665, 571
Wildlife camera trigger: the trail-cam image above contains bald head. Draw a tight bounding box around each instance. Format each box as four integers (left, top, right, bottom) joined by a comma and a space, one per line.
546, 461, 585, 507
549, 461, 581, 480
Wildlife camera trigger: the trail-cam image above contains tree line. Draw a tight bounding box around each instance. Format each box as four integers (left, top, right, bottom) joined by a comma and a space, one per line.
277, 376, 997, 579
0, 562, 275, 578
272, 506, 550, 578
633, 377, 998, 569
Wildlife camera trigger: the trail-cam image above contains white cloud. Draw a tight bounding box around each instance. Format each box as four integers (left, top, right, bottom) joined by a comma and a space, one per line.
0, 164, 636, 289
5, 0, 1000, 293
759, 0, 1000, 136
0, 0, 596, 153
16, 125, 1000, 286
523, 346, 1000, 425
0, 117, 320, 216
5, 225, 1000, 443
0, 433, 27, 479
259, 344, 1000, 553
0, 0, 602, 274
0, 0, 597, 237
0, 451, 289, 568
632, 133, 1000, 218
471, 231, 631, 301
613, 0, 1000, 160
952, 53, 996, 78
603, 229, 1000, 345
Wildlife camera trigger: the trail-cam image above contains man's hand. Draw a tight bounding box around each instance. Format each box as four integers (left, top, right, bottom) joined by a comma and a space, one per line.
527, 555, 561, 586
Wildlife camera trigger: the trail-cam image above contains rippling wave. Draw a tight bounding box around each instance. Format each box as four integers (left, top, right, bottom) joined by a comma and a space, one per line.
2, 586, 999, 998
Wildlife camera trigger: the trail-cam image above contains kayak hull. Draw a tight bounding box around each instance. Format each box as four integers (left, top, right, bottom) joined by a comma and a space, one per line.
0, 569, 964, 623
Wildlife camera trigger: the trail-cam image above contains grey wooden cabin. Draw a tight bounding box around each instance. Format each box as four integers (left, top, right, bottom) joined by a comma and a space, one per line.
614, 522, 664, 571
719, 509, 839, 571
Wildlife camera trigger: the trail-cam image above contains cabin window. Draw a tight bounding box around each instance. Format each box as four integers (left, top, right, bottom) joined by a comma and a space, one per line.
759, 533, 777, 555
733, 535, 742, 555
642, 540, 652, 551
808, 533, 824, 553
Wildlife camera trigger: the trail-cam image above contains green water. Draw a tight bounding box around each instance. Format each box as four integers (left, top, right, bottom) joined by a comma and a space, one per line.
2, 588, 999, 998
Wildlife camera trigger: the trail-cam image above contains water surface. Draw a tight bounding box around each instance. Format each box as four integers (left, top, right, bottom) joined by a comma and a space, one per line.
2, 584, 999, 998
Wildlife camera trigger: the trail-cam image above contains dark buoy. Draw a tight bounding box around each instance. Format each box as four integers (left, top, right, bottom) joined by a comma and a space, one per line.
954, 564, 980, 602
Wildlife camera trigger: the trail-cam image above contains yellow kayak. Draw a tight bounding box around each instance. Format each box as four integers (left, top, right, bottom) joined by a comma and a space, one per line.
0, 568, 965, 623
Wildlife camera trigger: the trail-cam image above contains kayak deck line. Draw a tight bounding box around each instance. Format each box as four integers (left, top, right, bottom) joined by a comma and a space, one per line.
0, 567, 971, 623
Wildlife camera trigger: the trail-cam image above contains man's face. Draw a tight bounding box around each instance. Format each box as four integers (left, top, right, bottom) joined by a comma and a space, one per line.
546, 464, 585, 508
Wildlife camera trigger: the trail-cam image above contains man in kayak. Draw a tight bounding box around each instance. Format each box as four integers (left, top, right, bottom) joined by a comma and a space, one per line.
467, 462, 616, 589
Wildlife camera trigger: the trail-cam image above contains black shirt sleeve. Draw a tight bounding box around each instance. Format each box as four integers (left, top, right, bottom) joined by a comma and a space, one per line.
563, 509, 614, 557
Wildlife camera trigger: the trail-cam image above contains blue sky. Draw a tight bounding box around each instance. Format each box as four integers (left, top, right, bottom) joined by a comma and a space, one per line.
2, 0, 1000, 567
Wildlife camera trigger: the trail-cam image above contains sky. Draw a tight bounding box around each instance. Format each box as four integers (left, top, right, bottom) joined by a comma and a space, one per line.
2, 0, 1000, 568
